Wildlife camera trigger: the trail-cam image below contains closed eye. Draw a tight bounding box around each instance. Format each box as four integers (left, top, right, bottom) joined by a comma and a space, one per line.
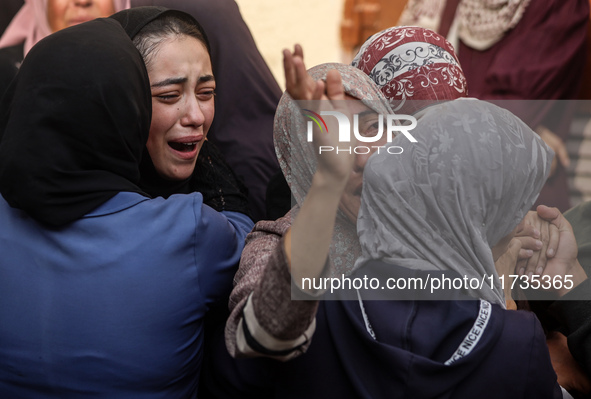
155, 94, 180, 103
196, 90, 215, 101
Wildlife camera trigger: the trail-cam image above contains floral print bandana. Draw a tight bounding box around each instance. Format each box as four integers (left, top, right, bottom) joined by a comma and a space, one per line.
352, 26, 468, 115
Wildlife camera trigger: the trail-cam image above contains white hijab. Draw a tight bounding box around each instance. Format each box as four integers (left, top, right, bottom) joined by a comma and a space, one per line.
356, 98, 552, 305
274, 63, 392, 277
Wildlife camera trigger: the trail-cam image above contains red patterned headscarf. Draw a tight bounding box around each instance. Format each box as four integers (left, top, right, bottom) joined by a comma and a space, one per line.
352, 26, 468, 115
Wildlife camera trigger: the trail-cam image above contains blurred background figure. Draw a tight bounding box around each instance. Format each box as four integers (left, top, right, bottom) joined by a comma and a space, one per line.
568, 6, 591, 208
0, 0, 129, 96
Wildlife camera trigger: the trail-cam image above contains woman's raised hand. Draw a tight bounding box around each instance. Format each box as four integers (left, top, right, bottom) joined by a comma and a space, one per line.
283, 44, 323, 101
282, 45, 357, 285
282, 44, 356, 184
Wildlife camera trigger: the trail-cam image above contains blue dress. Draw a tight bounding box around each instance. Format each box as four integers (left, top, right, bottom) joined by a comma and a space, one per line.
0, 191, 253, 398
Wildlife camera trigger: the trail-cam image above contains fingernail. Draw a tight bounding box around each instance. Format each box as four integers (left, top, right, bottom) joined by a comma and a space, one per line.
534, 229, 540, 238
527, 272, 533, 279
525, 250, 533, 257
535, 240, 543, 249
536, 267, 543, 275
519, 268, 525, 275
547, 248, 554, 257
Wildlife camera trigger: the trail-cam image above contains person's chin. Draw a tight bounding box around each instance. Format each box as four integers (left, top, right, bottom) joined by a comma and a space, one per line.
168, 167, 195, 181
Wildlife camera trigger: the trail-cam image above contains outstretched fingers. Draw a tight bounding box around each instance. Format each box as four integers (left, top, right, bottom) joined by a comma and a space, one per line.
283, 44, 317, 101
324, 69, 345, 101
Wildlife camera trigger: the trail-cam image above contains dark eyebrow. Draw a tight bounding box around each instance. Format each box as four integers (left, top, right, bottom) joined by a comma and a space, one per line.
198, 75, 215, 84
151, 77, 187, 88
150, 75, 215, 88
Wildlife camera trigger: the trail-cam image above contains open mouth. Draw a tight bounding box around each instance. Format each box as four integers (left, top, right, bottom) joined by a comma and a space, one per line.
168, 142, 198, 152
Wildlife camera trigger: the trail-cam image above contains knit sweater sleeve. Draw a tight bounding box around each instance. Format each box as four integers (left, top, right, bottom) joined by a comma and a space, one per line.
225, 211, 319, 360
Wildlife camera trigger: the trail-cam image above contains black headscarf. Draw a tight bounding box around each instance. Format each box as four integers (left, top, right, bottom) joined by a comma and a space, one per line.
0, 18, 151, 227
110, 6, 210, 54
130, 0, 282, 221
110, 7, 209, 198
110, 7, 251, 217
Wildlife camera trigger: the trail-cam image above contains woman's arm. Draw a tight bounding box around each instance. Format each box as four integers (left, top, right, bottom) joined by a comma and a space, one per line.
225, 46, 358, 360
